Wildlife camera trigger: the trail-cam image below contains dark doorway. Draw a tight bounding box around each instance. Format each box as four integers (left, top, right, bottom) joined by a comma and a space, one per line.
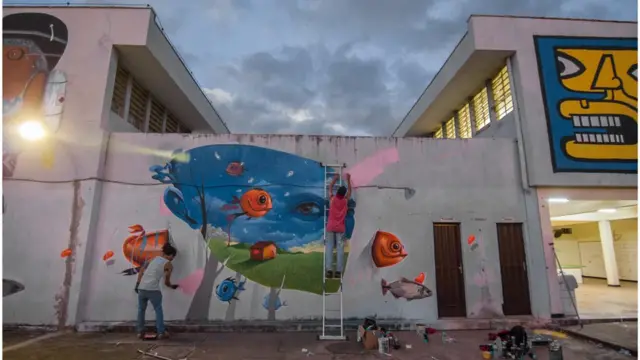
497, 223, 532, 316
433, 223, 467, 317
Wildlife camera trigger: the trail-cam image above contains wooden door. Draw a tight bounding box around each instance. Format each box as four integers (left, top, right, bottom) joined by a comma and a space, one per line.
497, 223, 532, 316
433, 223, 467, 317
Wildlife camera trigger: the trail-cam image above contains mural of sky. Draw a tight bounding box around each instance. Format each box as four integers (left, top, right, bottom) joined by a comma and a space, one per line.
10, 0, 636, 135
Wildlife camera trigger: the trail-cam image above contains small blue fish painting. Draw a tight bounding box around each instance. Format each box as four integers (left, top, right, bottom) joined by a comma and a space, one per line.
215, 276, 246, 303
262, 274, 287, 311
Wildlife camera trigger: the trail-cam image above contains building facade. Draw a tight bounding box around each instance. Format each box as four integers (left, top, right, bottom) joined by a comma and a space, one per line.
394, 15, 638, 317
3, 11, 635, 329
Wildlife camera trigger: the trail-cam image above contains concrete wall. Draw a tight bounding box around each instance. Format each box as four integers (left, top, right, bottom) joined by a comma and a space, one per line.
475, 113, 517, 139
471, 16, 638, 186
554, 219, 638, 281
4, 134, 553, 326
2, 7, 151, 327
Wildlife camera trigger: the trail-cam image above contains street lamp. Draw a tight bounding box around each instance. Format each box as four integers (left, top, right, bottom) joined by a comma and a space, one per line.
17, 120, 47, 141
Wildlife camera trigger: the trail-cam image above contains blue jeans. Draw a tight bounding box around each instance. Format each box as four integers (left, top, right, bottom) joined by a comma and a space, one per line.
325, 232, 345, 272
137, 290, 164, 334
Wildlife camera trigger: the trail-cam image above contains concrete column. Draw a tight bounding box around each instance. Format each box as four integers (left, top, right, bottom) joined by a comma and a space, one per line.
598, 220, 620, 287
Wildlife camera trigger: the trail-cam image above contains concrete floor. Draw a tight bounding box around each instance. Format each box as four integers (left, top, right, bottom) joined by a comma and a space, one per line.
564, 322, 637, 353
575, 278, 638, 319
2, 330, 636, 360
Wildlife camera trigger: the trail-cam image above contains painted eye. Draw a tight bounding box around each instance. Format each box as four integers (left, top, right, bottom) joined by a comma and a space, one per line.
391, 242, 401, 251
295, 202, 320, 216
7, 48, 24, 60
628, 64, 637, 81
556, 52, 584, 78
258, 195, 267, 204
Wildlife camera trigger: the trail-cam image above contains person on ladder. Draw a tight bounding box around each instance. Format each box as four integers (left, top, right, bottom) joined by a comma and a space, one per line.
325, 173, 352, 279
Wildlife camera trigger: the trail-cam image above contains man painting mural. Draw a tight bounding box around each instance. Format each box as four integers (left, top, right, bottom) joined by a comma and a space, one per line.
3, 12, 68, 177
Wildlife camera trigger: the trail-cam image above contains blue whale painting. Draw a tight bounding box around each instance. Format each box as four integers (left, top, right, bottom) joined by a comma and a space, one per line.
150, 144, 356, 251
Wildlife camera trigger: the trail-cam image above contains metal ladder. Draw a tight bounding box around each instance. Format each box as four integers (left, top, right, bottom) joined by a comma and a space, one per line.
318, 163, 347, 341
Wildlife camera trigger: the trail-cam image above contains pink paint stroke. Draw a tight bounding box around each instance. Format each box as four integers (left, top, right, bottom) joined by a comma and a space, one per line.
160, 198, 172, 216
346, 147, 399, 187
177, 269, 204, 295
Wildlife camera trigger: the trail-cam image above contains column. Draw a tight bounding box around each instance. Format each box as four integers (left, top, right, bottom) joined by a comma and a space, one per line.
598, 220, 620, 287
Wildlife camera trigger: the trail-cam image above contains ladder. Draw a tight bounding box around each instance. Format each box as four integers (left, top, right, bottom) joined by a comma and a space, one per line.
318, 163, 347, 341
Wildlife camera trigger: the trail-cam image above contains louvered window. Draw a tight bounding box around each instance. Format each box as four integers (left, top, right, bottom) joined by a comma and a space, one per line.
128, 79, 148, 130
111, 66, 128, 117
434, 126, 443, 139
444, 117, 456, 139
165, 112, 180, 133
148, 98, 165, 133
473, 87, 491, 131
456, 104, 472, 139
491, 66, 514, 120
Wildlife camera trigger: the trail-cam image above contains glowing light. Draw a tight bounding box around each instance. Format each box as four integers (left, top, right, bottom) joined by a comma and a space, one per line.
548, 198, 569, 203
597, 208, 617, 213
18, 120, 47, 141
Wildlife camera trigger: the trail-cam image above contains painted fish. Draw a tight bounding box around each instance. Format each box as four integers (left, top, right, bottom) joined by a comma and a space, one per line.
371, 230, 408, 268
228, 188, 273, 220
103, 250, 114, 261
226, 161, 246, 176
120, 224, 170, 276
3, 279, 25, 297
225, 188, 273, 246
60, 248, 72, 258
215, 276, 246, 303
262, 274, 288, 311
381, 277, 432, 301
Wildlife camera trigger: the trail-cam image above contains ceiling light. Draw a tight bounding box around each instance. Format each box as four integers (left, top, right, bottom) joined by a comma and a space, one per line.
598, 208, 617, 213
18, 120, 47, 141
548, 198, 569, 203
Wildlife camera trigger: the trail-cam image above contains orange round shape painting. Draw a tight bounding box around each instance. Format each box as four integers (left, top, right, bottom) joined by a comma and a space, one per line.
371, 230, 408, 268
60, 248, 72, 258
102, 250, 114, 261
123, 229, 169, 267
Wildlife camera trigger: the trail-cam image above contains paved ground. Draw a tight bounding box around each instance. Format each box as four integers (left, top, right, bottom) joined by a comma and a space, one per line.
575, 278, 637, 319
3, 330, 636, 360
563, 322, 637, 354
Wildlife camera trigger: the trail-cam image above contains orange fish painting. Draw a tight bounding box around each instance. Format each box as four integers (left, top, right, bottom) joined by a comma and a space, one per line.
60, 248, 72, 258
120, 224, 170, 276
225, 188, 273, 246
226, 161, 246, 176
103, 250, 114, 261
371, 230, 407, 268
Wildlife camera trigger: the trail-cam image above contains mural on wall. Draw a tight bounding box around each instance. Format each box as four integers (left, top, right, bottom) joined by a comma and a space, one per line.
150, 144, 358, 319
380, 275, 432, 301
120, 224, 171, 276
534, 36, 637, 173
3, 279, 25, 298
3, 12, 69, 177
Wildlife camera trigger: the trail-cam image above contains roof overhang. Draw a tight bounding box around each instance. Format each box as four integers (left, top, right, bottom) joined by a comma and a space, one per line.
393, 29, 512, 137
116, 11, 229, 133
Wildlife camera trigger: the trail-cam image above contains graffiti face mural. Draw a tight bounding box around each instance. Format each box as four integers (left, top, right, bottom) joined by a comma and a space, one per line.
3, 12, 68, 177
150, 145, 356, 295
534, 36, 637, 173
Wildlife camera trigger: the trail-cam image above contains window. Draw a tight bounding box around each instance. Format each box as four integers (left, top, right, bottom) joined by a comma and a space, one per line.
456, 104, 472, 139
110, 63, 191, 133
445, 117, 456, 139
491, 66, 514, 120
473, 87, 491, 131
128, 79, 148, 130
434, 126, 443, 139
148, 98, 165, 133
111, 66, 128, 117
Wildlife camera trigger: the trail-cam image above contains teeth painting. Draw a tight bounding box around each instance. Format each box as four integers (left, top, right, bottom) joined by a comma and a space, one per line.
572, 115, 623, 128
575, 133, 625, 144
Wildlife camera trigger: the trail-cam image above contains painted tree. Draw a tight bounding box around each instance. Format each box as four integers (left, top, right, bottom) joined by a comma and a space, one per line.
224, 272, 242, 321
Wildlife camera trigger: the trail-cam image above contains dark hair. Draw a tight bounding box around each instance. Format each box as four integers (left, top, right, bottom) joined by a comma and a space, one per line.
162, 243, 177, 257
337, 186, 347, 197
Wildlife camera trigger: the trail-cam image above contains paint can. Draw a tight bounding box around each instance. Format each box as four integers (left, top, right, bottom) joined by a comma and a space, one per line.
548, 340, 563, 360
378, 337, 390, 354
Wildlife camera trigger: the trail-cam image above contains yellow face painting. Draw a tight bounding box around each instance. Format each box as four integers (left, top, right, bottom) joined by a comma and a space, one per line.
535, 36, 637, 173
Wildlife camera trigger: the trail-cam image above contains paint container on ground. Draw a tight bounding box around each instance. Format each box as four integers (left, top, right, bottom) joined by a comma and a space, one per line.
378, 337, 390, 354
548, 340, 563, 360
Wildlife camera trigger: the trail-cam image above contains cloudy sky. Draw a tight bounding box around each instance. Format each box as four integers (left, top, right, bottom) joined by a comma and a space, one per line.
10, 0, 638, 135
